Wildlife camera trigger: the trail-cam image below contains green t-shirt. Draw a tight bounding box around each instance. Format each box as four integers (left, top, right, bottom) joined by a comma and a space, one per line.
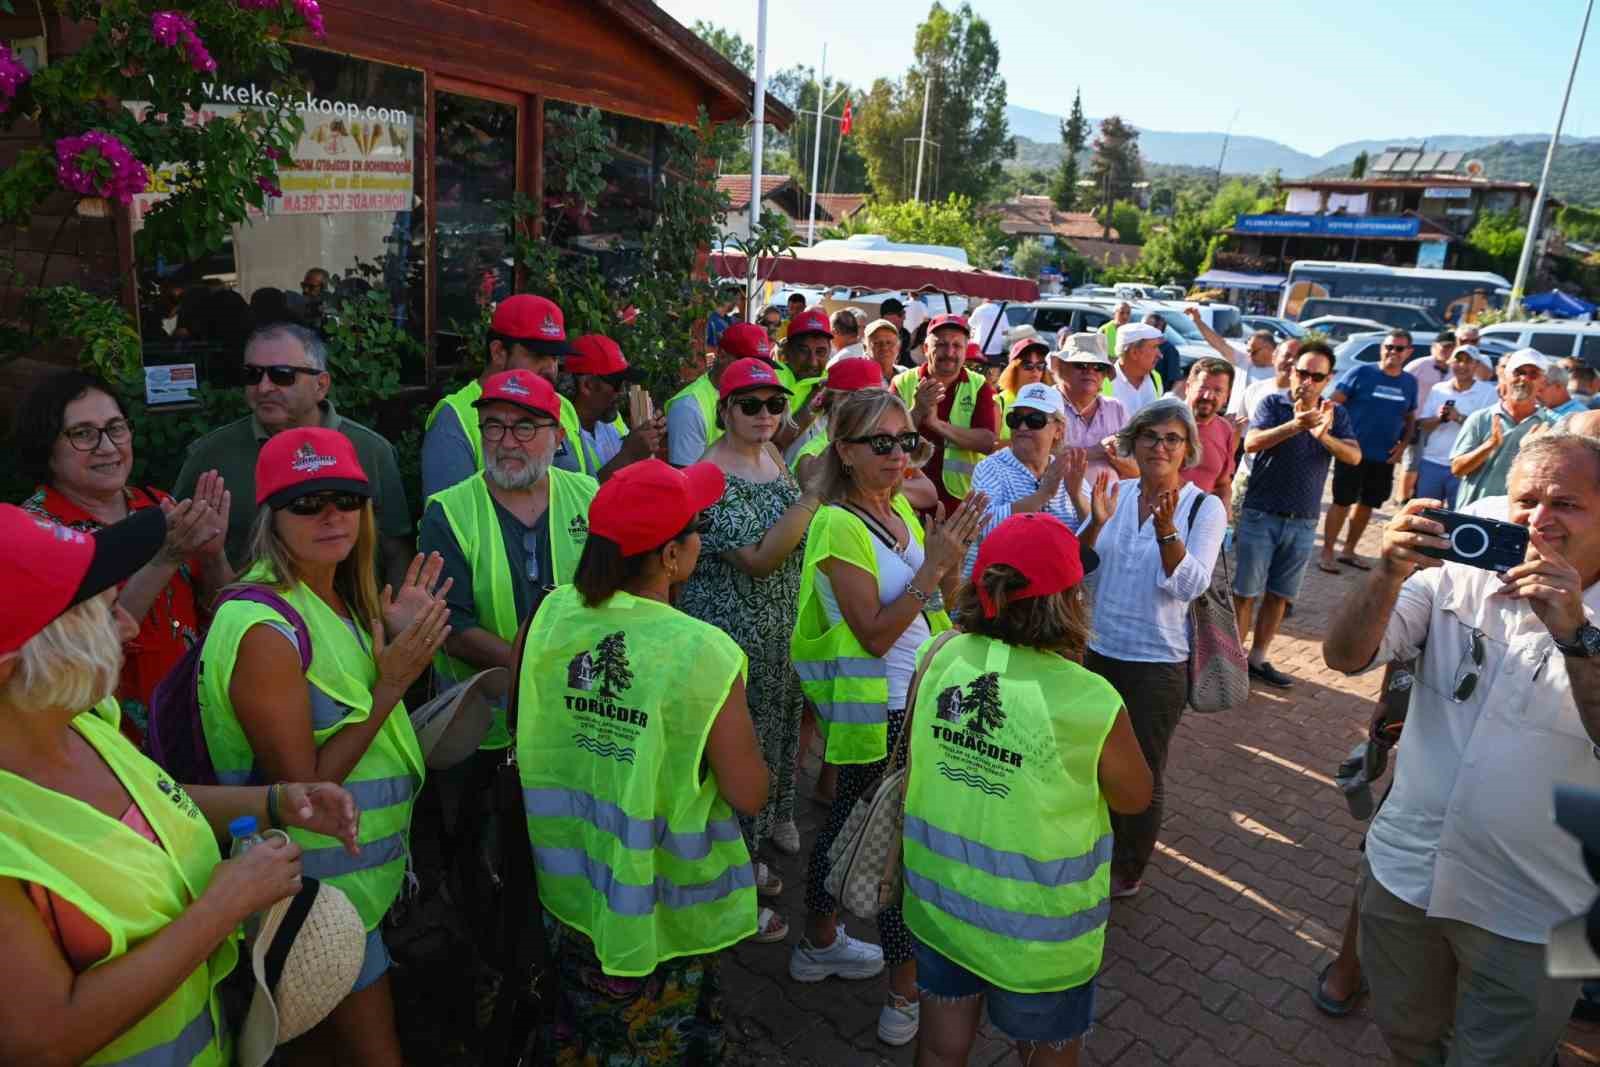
173, 401, 412, 568
1447, 403, 1557, 508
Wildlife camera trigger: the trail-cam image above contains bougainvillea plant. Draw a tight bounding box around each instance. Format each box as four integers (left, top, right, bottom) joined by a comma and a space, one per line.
0, 0, 321, 262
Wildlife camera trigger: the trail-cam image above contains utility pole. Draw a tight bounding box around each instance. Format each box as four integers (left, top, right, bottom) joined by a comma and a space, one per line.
912, 66, 933, 202
747, 0, 767, 316
1215, 109, 1239, 192
1510, 0, 1593, 314
805, 43, 827, 246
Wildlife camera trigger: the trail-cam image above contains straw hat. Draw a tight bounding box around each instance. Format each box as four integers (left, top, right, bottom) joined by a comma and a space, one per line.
236, 876, 366, 1067
409, 668, 506, 769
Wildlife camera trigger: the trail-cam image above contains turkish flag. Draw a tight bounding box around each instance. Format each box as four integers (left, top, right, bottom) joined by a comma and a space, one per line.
840, 100, 853, 136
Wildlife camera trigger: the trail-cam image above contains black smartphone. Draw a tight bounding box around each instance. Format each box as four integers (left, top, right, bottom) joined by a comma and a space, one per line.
1416, 508, 1529, 572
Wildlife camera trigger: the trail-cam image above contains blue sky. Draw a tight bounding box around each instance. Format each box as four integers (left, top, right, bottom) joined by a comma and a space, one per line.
657, 0, 1600, 155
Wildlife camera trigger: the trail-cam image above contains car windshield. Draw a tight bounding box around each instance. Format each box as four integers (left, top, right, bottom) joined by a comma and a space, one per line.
1150, 309, 1202, 340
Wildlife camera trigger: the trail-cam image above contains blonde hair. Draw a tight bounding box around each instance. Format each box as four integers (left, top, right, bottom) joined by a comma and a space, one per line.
812, 389, 933, 503
242, 502, 382, 633
1, 595, 122, 713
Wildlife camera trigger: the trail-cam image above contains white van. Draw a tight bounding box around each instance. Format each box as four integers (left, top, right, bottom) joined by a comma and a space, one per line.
1475, 321, 1600, 367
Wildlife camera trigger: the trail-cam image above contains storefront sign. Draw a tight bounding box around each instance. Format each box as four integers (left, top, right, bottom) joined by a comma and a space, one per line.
144, 363, 198, 406
1423, 186, 1473, 200
1234, 213, 1421, 239
1416, 241, 1448, 269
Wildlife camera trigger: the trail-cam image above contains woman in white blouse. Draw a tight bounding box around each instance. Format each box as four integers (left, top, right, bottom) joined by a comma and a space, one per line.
1080, 396, 1227, 899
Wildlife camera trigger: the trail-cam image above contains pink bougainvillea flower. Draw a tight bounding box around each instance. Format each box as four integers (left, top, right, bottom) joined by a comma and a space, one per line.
257, 176, 283, 198
54, 131, 149, 205
236, 0, 278, 8
264, 145, 282, 160
294, 0, 326, 39
0, 44, 29, 115
150, 11, 217, 73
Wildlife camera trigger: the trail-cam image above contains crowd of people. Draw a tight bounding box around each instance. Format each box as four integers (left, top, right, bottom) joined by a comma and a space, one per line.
4, 283, 1600, 1067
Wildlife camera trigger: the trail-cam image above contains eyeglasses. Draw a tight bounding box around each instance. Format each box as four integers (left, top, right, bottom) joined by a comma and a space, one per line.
243, 364, 321, 387
481, 418, 556, 442
1382, 344, 1411, 353
62, 419, 132, 452
1292, 367, 1330, 382
1017, 361, 1048, 372
594, 373, 630, 392
1451, 627, 1485, 702
732, 395, 788, 417
845, 431, 922, 456
1005, 409, 1051, 431
1136, 430, 1187, 451
282, 491, 365, 516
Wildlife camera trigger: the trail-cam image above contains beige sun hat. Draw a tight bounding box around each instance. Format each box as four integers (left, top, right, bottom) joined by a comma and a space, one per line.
408, 668, 507, 769
236, 877, 366, 1067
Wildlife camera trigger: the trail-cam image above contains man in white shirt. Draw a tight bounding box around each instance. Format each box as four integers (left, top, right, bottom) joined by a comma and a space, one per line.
1413, 345, 1496, 504
1231, 338, 1300, 516
1401, 331, 1459, 502
966, 299, 1008, 360
1106, 322, 1165, 417
829, 308, 865, 361
1324, 432, 1600, 1066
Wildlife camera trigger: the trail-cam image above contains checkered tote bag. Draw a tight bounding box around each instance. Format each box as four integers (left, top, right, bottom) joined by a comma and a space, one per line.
823, 630, 959, 920
1185, 496, 1249, 713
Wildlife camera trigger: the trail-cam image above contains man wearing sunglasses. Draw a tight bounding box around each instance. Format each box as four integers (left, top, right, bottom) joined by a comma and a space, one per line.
422, 294, 589, 500
1450, 349, 1558, 508
1234, 341, 1358, 689
1324, 431, 1600, 1067
892, 313, 999, 515
174, 322, 413, 585
559, 333, 664, 481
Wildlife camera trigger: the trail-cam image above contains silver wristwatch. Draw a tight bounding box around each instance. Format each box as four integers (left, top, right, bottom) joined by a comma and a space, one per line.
1553, 622, 1600, 658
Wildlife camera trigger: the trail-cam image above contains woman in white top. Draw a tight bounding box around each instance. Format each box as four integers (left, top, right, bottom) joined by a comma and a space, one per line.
1080, 396, 1227, 899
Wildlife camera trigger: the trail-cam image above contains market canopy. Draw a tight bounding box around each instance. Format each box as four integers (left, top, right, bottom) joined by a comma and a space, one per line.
1522, 289, 1597, 319
1192, 269, 1287, 292
710, 245, 1039, 302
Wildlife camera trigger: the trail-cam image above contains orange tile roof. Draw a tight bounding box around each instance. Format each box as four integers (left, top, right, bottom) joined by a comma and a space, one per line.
716, 175, 792, 212
991, 196, 1118, 241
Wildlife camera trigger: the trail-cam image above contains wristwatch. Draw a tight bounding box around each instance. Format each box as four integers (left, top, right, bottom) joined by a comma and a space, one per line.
1553, 622, 1600, 658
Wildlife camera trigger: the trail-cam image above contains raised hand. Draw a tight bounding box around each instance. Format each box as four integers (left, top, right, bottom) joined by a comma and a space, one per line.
1489, 414, 1505, 452
622, 413, 666, 462
922, 491, 990, 576
1090, 471, 1121, 526
1380, 499, 1449, 576
156, 496, 224, 565
1057, 447, 1088, 503
380, 552, 452, 637
189, 470, 231, 559
1493, 527, 1587, 640
912, 376, 943, 426
1150, 487, 1180, 538
277, 782, 361, 857
373, 596, 450, 695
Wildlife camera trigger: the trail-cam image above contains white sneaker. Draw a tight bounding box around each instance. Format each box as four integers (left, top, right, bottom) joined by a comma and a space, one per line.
771, 820, 801, 855
877, 993, 920, 1046
788, 925, 885, 982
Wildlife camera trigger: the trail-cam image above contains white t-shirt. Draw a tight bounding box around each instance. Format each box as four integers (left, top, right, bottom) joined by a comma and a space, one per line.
828, 343, 866, 366
814, 530, 930, 710
579, 421, 623, 471
967, 304, 1007, 356
1227, 363, 1278, 416
1110, 363, 1159, 418
1237, 380, 1289, 476
1419, 379, 1497, 465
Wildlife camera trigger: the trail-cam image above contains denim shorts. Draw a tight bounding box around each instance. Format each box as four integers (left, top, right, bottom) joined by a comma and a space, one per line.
351, 927, 391, 993
1233, 507, 1319, 601
914, 939, 1095, 1045
1413, 459, 1460, 508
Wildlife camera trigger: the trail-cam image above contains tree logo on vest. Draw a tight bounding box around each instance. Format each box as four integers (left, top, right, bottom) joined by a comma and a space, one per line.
565, 631, 645, 762
567, 512, 588, 540
155, 774, 204, 821
929, 672, 1021, 798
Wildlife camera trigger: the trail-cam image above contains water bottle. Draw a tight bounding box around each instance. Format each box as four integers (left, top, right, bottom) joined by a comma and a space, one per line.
228, 815, 266, 941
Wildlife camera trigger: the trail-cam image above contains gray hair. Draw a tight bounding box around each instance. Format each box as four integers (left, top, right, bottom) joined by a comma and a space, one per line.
1513, 430, 1600, 480
1545, 362, 1571, 389
831, 308, 861, 338
245, 322, 328, 372
1114, 396, 1203, 471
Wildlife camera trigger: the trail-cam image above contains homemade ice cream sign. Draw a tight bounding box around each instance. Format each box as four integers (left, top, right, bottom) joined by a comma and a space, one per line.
124, 85, 414, 223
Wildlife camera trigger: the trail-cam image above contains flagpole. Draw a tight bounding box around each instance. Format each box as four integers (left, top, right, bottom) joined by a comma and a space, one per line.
747, 0, 768, 317
806, 44, 827, 246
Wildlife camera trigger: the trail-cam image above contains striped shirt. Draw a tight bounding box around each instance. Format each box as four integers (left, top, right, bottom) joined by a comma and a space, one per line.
963, 448, 1085, 578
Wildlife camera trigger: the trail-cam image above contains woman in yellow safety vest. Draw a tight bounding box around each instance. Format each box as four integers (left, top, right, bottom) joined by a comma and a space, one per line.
0, 504, 359, 1066
788, 388, 987, 1048
903, 512, 1152, 1067
516, 458, 770, 1064
198, 427, 448, 1065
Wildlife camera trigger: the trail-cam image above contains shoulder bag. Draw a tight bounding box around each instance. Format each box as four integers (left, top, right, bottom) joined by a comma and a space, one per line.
1184, 493, 1249, 713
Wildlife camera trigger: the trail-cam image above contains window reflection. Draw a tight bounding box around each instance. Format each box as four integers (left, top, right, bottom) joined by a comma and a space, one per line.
434, 92, 518, 365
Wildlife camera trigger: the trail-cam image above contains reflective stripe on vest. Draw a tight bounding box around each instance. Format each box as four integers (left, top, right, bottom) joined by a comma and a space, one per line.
428, 468, 597, 748
893, 368, 985, 497
198, 567, 425, 930
791, 656, 889, 725
666, 374, 723, 456
901, 634, 1120, 994
517, 585, 754, 976
99, 1001, 216, 1067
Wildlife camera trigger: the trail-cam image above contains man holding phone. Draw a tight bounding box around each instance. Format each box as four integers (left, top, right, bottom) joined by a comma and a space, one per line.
1324, 432, 1600, 1067
1413, 346, 1497, 505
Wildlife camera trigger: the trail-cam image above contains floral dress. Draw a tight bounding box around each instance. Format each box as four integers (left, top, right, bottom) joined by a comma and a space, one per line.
677, 470, 805, 855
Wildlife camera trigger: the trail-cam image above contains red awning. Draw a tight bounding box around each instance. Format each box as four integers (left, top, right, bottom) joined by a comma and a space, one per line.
710, 245, 1038, 302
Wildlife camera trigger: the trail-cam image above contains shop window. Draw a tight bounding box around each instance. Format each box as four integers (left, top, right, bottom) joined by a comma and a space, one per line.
133, 46, 426, 387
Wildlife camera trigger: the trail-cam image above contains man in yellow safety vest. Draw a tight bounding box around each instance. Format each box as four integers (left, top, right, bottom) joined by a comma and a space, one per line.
891, 313, 1000, 514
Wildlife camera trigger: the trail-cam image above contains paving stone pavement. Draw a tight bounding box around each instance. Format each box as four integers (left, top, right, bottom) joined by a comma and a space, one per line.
719, 498, 1600, 1067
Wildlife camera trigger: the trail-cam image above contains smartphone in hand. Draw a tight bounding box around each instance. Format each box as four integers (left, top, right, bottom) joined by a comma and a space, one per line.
1416, 508, 1529, 572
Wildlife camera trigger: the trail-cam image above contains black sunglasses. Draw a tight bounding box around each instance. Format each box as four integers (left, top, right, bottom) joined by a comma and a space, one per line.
244, 364, 321, 387
1005, 409, 1051, 431
1452, 627, 1485, 702
1017, 360, 1048, 372
283, 491, 365, 516
732, 395, 788, 417
1293, 367, 1330, 382
1382, 344, 1411, 352
846, 431, 922, 456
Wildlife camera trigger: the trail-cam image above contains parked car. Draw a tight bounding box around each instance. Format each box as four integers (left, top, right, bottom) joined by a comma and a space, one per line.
1240, 315, 1307, 343
1182, 301, 1245, 340
1003, 299, 1116, 344
1302, 316, 1393, 344
1475, 320, 1600, 367
1298, 297, 1442, 333
1138, 305, 1238, 373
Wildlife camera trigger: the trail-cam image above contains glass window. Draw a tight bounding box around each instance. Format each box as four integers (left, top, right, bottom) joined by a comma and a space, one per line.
1580, 334, 1600, 366
433, 91, 519, 365
1530, 332, 1578, 359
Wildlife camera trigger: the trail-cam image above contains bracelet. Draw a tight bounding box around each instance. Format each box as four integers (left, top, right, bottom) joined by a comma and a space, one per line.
266, 783, 282, 829
1157, 531, 1180, 545
906, 583, 932, 604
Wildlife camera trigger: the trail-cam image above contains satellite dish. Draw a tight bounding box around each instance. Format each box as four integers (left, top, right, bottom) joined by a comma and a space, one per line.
1465, 159, 1486, 177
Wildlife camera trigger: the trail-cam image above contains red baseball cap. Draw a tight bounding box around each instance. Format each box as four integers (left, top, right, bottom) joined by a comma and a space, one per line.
255, 427, 371, 509
717, 322, 775, 362
928, 313, 971, 337
490, 294, 572, 354
786, 308, 832, 340
718, 357, 792, 399
474, 369, 561, 420
1010, 336, 1050, 361
0, 504, 166, 654
965, 342, 984, 364
972, 513, 1098, 619
823, 357, 885, 392
566, 334, 639, 380
588, 459, 725, 557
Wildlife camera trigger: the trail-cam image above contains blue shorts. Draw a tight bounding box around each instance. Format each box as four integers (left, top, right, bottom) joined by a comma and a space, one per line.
914, 939, 1095, 1045
351, 927, 391, 993
1413, 459, 1460, 508
1233, 507, 1319, 601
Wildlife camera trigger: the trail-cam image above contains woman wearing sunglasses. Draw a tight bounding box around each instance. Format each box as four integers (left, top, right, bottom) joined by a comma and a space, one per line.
679, 359, 820, 940
962, 383, 1088, 582
789, 389, 987, 1047
197, 427, 448, 1065
1078, 397, 1227, 901
995, 336, 1055, 444
14, 369, 233, 746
